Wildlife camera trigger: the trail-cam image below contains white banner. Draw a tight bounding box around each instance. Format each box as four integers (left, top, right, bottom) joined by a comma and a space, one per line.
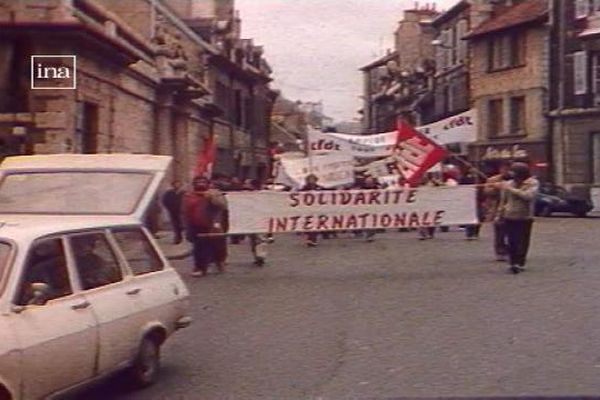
417, 109, 477, 145
308, 129, 397, 158
227, 186, 477, 234
274, 154, 355, 189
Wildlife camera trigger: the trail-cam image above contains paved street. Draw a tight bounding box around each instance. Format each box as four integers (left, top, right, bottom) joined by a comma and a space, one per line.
82, 217, 600, 400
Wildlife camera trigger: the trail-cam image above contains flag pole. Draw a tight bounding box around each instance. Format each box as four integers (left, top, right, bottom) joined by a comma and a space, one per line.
449, 154, 488, 181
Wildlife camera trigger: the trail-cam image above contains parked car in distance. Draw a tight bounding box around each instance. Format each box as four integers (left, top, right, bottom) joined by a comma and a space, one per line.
535, 183, 594, 217
0, 154, 191, 400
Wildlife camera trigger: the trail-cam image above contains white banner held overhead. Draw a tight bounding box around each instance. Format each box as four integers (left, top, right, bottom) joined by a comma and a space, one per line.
274, 154, 355, 189
227, 186, 477, 234
417, 109, 477, 145
308, 129, 398, 158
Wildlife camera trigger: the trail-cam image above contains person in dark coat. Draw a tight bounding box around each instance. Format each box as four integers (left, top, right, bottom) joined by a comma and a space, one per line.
161, 180, 184, 244
183, 176, 228, 277
300, 174, 323, 247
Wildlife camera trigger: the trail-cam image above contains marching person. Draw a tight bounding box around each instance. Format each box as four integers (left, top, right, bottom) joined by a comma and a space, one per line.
490, 162, 539, 274
161, 180, 185, 244
418, 172, 442, 240
484, 161, 512, 261
460, 169, 483, 241
301, 174, 323, 247
362, 176, 381, 242
183, 176, 228, 277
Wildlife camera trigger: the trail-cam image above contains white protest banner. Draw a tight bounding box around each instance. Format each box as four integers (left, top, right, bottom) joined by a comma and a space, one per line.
417, 109, 477, 145
275, 154, 355, 189
308, 128, 397, 158
226, 186, 477, 234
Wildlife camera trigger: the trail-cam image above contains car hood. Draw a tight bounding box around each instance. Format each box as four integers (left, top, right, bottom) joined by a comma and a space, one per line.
0, 154, 171, 221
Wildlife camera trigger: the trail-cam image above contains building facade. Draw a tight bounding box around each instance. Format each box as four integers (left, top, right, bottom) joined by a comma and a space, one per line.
0, 0, 274, 182
465, 0, 551, 179
548, 0, 600, 200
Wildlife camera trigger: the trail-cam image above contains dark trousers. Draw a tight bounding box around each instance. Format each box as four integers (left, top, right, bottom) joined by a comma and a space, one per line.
465, 224, 481, 238
494, 221, 509, 256
167, 210, 183, 242
504, 219, 533, 267
191, 236, 211, 273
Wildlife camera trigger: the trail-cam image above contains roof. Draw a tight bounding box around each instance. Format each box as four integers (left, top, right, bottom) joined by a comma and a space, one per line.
360, 51, 399, 72
431, 0, 469, 27
0, 215, 140, 243
464, 0, 548, 40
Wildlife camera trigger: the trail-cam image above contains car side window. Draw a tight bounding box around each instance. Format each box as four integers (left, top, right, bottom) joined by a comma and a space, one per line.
17, 238, 72, 306
112, 228, 164, 276
70, 233, 123, 290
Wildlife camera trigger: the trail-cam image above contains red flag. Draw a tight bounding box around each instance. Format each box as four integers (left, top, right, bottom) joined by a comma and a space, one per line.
394, 120, 448, 186
195, 135, 216, 178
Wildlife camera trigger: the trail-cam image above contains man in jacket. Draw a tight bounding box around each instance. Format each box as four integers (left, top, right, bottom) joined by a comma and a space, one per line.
490, 162, 539, 274
161, 180, 184, 244
183, 176, 228, 277
484, 162, 512, 260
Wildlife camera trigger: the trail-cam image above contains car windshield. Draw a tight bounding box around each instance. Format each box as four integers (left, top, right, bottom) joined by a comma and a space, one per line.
0, 172, 153, 215
0, 241, 11, 284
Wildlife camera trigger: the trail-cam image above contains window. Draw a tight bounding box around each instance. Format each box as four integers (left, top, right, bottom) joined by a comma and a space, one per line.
17, 239, 72, 306
0, 242, 11, 284
510, 97, 526, 134
576, 0, 590, 18
75, 102, 99, 154
112, 228, 164, 276
593, 133, 600, 184
592, 53, 600, 103
456, 19, 468, 63
71, 233, 122, 290
574, 51, 589, 95
595, 0, 600, 12
488, 99, 504, 137
488, 33, 525, 71
234, 90, 243, 127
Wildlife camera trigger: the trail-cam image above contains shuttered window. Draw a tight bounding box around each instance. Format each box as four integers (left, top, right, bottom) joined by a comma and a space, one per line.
574, 51, 588, 95
456, 19, 468, 63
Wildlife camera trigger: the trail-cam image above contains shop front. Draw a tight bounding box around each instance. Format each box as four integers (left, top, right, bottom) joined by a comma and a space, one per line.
468, 140, 550, 181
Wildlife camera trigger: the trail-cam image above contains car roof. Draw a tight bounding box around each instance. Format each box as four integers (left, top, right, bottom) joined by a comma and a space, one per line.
0, 214, 140, 243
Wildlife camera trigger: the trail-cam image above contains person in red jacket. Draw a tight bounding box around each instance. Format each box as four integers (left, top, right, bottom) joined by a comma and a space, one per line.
183, 176, 228, 277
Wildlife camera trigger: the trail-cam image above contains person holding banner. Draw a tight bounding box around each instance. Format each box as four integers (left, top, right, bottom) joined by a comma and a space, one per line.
484, 162, 512, 261
301, 174, 323, 247
183, 176, 228, 277
490, 162, 539, 274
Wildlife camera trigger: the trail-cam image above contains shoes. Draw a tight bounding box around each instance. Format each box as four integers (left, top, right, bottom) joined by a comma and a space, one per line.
366, 237, 375, 243
265, 236, 275, 244
254, 257, 265, 267
191, 270, 206, 277
466, 236, 478, 241
509, 265, 525, 274
306, 240, 318, 247
496, 255, 508, 262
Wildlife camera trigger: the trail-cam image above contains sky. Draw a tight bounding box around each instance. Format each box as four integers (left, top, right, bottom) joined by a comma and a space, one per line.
236, 0, 458, 123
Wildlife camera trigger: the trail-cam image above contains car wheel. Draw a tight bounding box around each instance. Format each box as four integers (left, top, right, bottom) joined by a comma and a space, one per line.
129, 336, 161, 388
539, 205, 552, 217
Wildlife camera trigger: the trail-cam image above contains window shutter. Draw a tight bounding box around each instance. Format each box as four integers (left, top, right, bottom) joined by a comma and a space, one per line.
574, 51, 588, 95
457, 19, 468, 62
576, 0, 590, 18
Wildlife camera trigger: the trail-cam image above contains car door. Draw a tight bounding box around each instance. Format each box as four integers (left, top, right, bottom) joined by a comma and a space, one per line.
9, 237, 97, 400
110, 227, 185, 328
67, 230, 146, 374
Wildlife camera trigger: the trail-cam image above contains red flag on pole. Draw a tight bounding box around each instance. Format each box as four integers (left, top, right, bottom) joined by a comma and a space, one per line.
394, 120, 449, 186
195, 135, 216, 178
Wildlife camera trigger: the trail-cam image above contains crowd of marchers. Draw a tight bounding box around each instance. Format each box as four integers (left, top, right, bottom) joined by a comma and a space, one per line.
158, 161, 539, 278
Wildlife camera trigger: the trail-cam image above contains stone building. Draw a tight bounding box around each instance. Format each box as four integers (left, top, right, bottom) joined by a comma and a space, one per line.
360, 5, 440, 134
0, 0, 274, 182
464, 0, 550, 179
547, 0, 600, 201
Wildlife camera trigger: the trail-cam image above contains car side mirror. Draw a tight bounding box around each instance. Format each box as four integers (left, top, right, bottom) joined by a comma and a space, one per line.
27, 282, 52, 306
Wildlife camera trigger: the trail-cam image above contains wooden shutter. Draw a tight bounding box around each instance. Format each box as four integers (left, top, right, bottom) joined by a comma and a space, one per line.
457, 19, 468, 62
574, 51, 588, 95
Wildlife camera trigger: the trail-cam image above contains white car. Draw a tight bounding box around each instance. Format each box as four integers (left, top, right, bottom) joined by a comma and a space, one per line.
0, 154, 191, 400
